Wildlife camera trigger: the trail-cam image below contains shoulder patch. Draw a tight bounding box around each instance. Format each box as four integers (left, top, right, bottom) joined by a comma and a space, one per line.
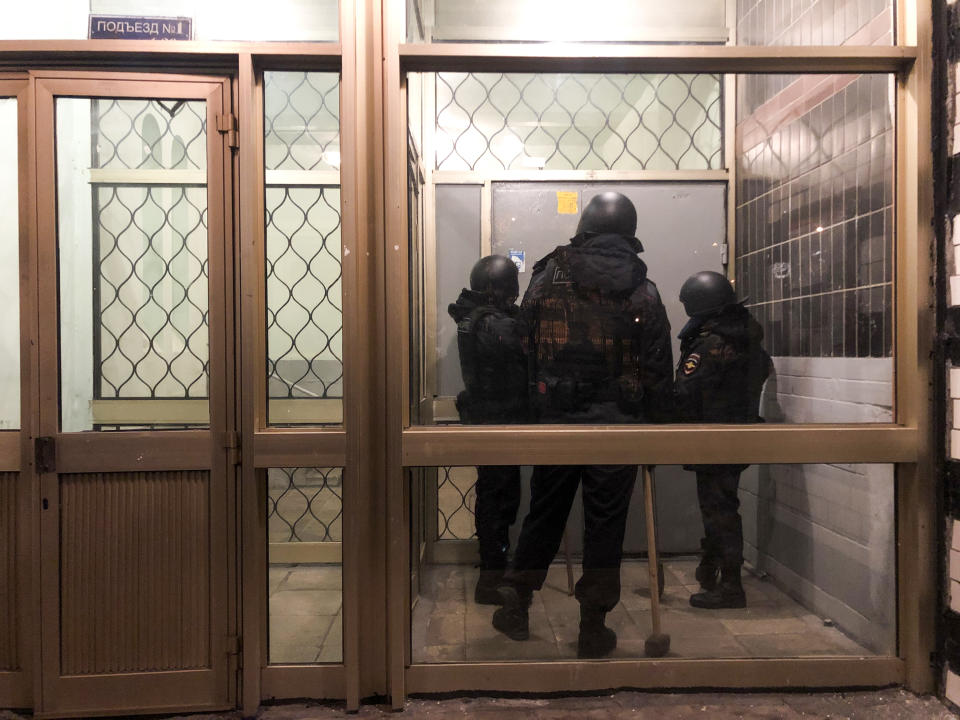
682, 352, 701, 376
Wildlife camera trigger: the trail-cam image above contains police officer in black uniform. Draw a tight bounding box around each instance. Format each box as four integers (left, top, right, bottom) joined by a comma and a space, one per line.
448, 255, 529, 604
674, 271, 770, 609
492, 192, 674, 658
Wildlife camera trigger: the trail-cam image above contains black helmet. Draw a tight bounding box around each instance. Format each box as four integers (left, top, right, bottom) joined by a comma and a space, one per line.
470, 254, 520, 308
576, 191, 638, 238
679, 271, 737, 317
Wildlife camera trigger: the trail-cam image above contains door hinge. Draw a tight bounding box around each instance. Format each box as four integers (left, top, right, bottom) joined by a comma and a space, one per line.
216, 113, 239, 150
720, 242, 729, 265
35, 436, 56, 474
224, 431, 241, 465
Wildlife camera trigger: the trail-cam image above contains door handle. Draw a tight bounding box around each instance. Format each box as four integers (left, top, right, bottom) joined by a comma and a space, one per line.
35, 436, 56, 474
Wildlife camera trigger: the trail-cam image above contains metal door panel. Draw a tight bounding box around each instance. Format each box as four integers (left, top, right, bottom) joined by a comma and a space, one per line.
34, 75, 234, 716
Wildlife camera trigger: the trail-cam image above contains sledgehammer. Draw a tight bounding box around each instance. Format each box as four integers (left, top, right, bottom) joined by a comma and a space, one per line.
642, 465, 670, 657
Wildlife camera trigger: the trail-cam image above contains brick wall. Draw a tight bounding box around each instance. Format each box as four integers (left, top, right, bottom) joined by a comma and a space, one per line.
940, 0, 960, 706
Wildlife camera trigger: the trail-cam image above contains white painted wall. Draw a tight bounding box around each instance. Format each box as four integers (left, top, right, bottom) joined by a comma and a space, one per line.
429, 0, 727, 43
4, 0, 338, 41
6, 2, 88, 39
0, 100, 20, 430
741, 356, 896, 653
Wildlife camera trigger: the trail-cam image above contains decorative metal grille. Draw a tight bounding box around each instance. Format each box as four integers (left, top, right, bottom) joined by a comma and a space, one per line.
264, 72, 340, 172
91, 99, 209, 403
264, 72, 344, 410
266, 187, 343, 400
268, 467, 343, 543
435, 72, 723, 172
437, 466, 477, 540
92, 99, 206, 171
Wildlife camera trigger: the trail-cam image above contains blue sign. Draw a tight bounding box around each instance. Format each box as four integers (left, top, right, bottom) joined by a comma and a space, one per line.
509, 249, 525, 273
89, 15, 192, 40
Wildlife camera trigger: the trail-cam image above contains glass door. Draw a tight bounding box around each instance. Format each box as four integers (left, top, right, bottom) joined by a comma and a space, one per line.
33, 74, 235, 716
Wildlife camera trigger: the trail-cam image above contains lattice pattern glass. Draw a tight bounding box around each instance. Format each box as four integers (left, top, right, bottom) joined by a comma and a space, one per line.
435, 73, 722, 172
266, 187, 343, 402
96, 185, 208, 399
267, 466, 343, 666
265, 72, 343, 426
58, 97, 210, 432
438, 466, 477, 540
93, 99, 206, 171
265, 72, 340, 172
92, 100, 209, 403
268, 467, 343, 543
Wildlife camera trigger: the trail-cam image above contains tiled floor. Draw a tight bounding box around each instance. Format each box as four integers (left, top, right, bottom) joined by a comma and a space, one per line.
411, 559, 871, 662
268, 563, 343, 664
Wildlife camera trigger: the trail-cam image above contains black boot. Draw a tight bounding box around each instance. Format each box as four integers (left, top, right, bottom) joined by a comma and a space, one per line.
577, 607, 617, 658
695, 560, 719, 592
474, 570, 505, 605
689, 566, 746, 609
695, 538, 719, 591
492, 586, 530, 640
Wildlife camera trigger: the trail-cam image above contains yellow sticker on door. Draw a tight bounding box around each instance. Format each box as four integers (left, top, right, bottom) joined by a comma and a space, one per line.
557, 191, 578, 214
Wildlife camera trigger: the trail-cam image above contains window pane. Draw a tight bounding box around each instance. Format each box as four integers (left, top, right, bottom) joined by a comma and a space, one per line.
409, 73, 894, 425
406, 0, 893, 46
264, 72, 343, 427
434, 73, 722, 172
737, 74, 894, 421
410, 463, 896, 662
57, 98, 209, 432
268, 467, 343, 664
3, 0, 338, 41
0, 98, 19, 430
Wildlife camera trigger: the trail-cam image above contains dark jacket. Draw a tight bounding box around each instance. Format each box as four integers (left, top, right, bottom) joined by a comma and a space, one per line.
448, 289, 528, 424
520, 232, 674, 424
674, 304, 771, 472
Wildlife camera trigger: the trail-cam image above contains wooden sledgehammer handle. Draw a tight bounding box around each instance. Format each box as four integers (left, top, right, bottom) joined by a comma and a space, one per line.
563, 528, 575, 596
643, 465, 663, 636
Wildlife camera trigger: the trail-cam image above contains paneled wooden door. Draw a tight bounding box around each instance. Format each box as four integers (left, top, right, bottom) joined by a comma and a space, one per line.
34, 73, 236, 716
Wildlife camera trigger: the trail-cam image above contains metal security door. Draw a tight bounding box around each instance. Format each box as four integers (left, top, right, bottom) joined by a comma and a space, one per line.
34, 74, 235, 716
490, 181, 726, 554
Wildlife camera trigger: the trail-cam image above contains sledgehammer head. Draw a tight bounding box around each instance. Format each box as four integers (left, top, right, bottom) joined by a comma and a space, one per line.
644, 633, 670, 657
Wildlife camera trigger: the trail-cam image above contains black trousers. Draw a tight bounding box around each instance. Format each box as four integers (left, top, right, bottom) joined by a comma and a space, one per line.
695, 466, 744, 569
504, 464, 637, 613
475, 465, 522, 571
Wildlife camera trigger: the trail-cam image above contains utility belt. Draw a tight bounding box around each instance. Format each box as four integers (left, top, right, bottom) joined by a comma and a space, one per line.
533, 374, 641, 417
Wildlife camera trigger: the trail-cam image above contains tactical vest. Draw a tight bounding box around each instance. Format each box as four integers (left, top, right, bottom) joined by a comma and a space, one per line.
528, 249, 647, 419
455, 305, 527, 424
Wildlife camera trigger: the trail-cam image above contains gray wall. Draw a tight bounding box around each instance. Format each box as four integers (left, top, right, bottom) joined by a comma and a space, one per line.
435, 180, 726, 554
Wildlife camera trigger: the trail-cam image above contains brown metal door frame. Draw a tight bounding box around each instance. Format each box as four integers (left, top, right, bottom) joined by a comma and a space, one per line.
233, 0, 390, 709
380, 0, 935, 707
0, 73, 34, 712
32, 71, 237, 717
235, 54, 351, 709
